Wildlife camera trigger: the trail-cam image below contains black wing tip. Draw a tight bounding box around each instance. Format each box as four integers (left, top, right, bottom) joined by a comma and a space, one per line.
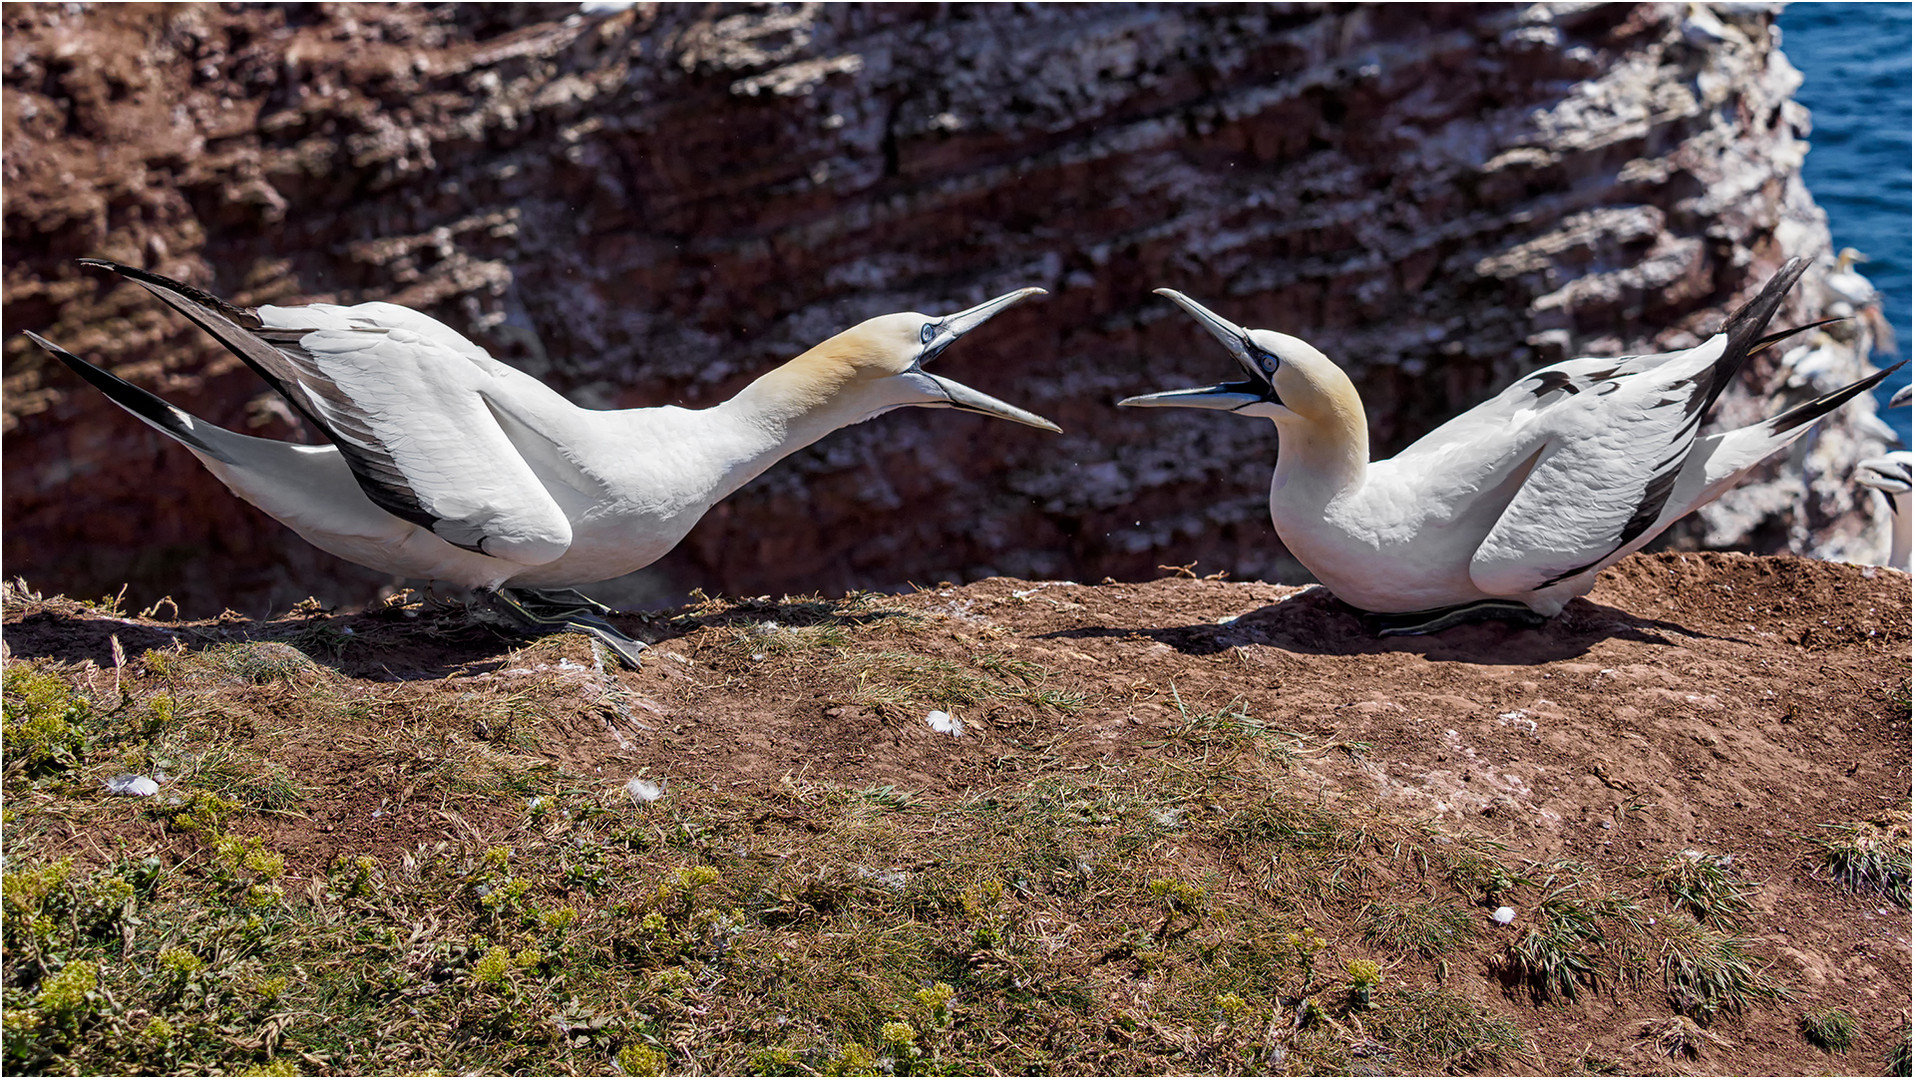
75, 257, 260, 328
1764, 360, 1907, 437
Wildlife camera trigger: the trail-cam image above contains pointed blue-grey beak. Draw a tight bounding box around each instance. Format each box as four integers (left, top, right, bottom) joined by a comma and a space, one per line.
1119, 289, 1279, 412
916, 287, 1060, 432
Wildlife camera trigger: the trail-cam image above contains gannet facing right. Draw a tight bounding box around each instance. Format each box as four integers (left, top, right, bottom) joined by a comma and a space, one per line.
1122, 258, 1902, 633
30, 261, 1059, 665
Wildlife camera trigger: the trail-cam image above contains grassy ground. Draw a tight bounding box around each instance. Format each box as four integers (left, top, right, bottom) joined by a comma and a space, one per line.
2, 577, 1909, 1076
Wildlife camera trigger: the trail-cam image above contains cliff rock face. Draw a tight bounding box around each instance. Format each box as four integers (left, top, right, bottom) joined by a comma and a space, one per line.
2, 2, 1894, 615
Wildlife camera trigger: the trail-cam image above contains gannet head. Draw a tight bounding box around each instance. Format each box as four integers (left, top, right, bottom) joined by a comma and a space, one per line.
793, 287, 1060, 432
1118, 289, 1361, 430
1836, 247, 1870, 272
1856, 450, 1913, 497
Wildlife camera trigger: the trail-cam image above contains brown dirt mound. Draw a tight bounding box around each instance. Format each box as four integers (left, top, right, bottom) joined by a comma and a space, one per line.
3, 550, 1909, 1075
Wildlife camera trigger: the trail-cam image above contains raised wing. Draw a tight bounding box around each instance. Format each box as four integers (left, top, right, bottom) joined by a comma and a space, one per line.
96, 261, 572, 566
1467, 339, 1726, 595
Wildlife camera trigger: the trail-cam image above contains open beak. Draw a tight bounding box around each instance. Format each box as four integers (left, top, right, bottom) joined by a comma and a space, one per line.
923, 372, 1061, 432
916, 286, 1060, 432
1118, 289, 1280, 412
1856, 455, 1913, 495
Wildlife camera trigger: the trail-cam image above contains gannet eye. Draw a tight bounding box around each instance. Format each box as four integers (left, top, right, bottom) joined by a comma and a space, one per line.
921, 323, 938, 344
1249, 343, 1278, 374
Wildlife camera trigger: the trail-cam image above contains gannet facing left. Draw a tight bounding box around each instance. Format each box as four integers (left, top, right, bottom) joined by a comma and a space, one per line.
1854, 384, 1913, 570
1122, 258, 1902, 633
30, 260, 1059, 665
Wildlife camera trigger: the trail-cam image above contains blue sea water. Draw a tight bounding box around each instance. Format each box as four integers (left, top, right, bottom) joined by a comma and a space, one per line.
1776, 1, 1912, 441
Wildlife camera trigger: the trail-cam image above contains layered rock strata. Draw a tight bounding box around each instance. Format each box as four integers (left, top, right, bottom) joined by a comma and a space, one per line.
2, 2, 1894, 615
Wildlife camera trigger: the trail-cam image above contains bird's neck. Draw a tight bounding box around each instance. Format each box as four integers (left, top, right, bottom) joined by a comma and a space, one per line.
700, 360, 894, 502
1272, 403, 1370, 508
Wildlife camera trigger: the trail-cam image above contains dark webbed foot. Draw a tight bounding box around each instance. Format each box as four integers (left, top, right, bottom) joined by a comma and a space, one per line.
1356, 599, 1548, 636
513, 586, 617, 617
482, 588, 649, 669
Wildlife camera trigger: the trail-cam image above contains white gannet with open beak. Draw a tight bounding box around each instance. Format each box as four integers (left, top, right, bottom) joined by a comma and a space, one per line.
29, 260, 1058, 665
1855, 384, 1913, 570
1122, 258, 1902, 633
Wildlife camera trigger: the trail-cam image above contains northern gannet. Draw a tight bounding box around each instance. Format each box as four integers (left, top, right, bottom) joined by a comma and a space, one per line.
29, 260, 1059, 665
1855, 384, 1913, 570
1824, 247, 1897, 353
1122, 258, 1902, 632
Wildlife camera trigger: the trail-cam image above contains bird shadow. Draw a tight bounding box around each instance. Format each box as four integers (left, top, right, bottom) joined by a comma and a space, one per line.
1039, 585, 1745, 664
0, 604, 642, 682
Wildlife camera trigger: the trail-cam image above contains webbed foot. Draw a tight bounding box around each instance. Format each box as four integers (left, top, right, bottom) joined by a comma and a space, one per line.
1356, 599, 1549, 636
482, 588, 649, 669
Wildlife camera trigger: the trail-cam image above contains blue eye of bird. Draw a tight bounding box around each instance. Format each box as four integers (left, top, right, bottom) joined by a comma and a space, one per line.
921, 323, 937, 344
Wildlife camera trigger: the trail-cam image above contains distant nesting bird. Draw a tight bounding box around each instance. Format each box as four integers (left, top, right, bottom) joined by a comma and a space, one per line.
1823, 247, 1897, 354
1122, 258, 1902, 633
29, 261, 1058, 665
1855, 384, 1913, 570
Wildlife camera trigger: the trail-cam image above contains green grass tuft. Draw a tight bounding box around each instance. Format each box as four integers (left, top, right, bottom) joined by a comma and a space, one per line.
1812, 820, 1911, 906
1802, 1006, 1859, 1052
1360, 898, 1475, 958
1657, 914, 1787, 1021
1653, 849, 1753, 929
1369, 987, 1528, 1071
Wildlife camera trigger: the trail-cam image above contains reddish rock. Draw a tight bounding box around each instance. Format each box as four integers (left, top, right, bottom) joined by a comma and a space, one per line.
2, 3, 1894, 616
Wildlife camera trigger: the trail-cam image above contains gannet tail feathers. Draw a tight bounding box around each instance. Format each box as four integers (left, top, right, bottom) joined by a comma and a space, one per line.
24, 330, 237, 465
1693, 360, 1904, 512
1704, 257, 1811, 413
1757, 360, 1903, 443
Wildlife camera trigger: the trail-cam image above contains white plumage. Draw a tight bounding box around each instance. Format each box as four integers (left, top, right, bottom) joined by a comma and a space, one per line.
32, 261, 1057, 663
1123, 258, 1900, 632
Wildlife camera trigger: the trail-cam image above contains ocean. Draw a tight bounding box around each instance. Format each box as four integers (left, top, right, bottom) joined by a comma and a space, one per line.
1777, 1, 1913, 441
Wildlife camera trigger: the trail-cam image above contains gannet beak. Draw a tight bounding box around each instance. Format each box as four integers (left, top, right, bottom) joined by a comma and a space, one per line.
908, 286, 1060, 431
1118, 381, 1272, 411
920, 287, 1048, 364
1857, 457, 1913, 495
1117, 289, 1279, 412
921, 372, 1063, 432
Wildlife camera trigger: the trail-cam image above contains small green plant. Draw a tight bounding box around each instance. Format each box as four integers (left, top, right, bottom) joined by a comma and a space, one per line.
749, 1047, 803, 1075
2, 665, 90, 774
1654, 849, 1754, 928
914, 981, 956, 1027
1888, 1031, 1912, 1076
1802, 1007, 1859, 1051
1284, 926, 1329, 991
617, 1043, 667, 1076
471, 944, 513, 985
171, 791, 244, 836
826, 1039, 878, 1076
1345, 957, 1381, 1007
1812, 821, 1911, 906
